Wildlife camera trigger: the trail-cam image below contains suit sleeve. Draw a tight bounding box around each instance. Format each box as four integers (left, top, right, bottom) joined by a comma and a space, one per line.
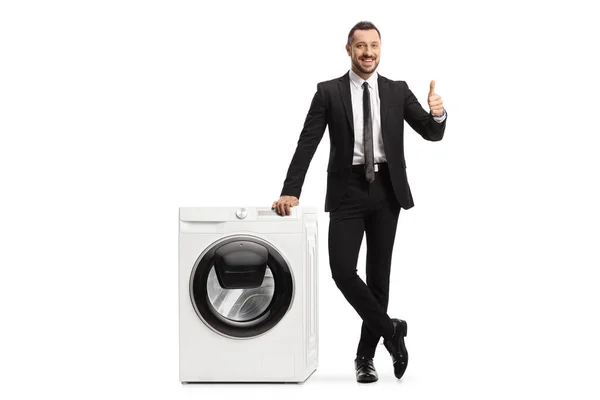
280, 84, 328, 199
403, 82, 446, 141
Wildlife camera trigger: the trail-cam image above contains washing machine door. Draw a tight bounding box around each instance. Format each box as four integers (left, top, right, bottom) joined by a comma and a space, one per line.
190, 235, 294, 338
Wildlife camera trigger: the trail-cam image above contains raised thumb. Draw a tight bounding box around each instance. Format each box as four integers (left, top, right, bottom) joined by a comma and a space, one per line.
429, 80, 436, 96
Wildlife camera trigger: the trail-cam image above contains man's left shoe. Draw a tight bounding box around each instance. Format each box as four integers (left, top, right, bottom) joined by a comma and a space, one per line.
383, 318, 409, 379
355, 356, 378, 383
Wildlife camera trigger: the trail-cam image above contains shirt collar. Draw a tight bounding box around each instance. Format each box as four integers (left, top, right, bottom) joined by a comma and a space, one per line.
349, 69, 378, 90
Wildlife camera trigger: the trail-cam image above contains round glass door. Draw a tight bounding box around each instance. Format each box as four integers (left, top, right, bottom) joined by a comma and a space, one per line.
190, 235, 294, 338
206, 266, 275, 322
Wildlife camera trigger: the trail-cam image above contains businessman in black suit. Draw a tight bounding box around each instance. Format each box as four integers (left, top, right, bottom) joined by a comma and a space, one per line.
272, 21, 446, 383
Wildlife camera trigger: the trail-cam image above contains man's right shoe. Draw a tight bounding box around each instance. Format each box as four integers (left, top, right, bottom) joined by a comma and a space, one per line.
355, 356, 378, 383
383, 318, 408, 379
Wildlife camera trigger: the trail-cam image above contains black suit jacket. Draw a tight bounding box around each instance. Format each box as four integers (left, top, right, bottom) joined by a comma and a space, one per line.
280, 72, 447, 212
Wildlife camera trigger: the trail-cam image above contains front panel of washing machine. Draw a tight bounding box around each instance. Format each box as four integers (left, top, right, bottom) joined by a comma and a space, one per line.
189, 234, 294, 338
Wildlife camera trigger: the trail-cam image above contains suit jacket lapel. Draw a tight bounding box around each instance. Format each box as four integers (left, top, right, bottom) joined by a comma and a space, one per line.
339, 72, 389, 141
378, 74, 389, 131
338, 72, 354, 133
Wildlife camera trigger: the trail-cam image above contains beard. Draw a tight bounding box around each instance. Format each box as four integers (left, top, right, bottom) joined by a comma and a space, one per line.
352, 56, 379, 75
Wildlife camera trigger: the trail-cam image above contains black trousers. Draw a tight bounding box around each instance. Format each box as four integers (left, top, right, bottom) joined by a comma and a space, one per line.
328, 163, 401, 358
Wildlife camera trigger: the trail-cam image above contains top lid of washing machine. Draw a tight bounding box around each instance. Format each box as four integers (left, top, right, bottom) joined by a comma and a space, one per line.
179, 206, 317, 223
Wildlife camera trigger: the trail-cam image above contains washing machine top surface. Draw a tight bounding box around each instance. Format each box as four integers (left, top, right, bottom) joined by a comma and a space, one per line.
179, 206, 317, 224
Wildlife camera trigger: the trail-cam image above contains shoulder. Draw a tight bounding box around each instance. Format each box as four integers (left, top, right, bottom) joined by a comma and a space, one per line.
378, 74, 407, 88
315, 73, 349, 91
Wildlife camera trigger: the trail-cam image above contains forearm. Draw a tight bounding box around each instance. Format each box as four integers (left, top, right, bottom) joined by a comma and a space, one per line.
404, 83, 446, 141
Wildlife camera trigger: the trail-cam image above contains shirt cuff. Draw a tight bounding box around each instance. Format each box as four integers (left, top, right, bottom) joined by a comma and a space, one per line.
432, 109, 447, 123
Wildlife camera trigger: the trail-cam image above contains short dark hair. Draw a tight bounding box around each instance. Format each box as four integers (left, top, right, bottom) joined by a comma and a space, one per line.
347, 21, 381, 46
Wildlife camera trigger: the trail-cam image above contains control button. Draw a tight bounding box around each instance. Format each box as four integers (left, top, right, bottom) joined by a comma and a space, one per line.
236, 208, 248, 219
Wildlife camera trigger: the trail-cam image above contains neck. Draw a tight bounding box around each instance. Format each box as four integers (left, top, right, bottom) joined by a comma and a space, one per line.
351, 65, 375, 81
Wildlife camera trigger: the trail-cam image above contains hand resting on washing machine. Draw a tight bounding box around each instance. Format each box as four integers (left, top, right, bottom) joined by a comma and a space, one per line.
272, 195, 299, 216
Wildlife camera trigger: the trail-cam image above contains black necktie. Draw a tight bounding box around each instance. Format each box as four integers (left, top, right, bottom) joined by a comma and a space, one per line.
362, 82, 375, 183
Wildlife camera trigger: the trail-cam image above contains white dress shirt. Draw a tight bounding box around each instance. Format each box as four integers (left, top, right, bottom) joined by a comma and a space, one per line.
349, 70, 385, 165
349, 70, 446, 166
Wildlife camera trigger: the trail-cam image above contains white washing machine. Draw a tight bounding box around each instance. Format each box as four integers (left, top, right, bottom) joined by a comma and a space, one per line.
179, 206, 319, 383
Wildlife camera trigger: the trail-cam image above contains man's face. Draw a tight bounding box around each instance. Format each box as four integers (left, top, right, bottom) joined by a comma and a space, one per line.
346, 29, 381, 76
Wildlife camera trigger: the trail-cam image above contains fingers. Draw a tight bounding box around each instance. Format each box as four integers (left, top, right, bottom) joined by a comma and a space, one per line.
428, 97, 443, 107
430, 108, 444, 116
428, 94, 442, 102
272, 196, 299, 216
428, 89, 443, 116
273, 202, 293, 215
275, 201, 288, 216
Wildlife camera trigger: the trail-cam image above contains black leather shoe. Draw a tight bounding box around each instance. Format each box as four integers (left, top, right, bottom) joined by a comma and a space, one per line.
355, 356, 378, 383
383, 318, 408, 379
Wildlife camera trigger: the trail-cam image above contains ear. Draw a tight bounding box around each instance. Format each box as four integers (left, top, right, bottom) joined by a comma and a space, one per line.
345, 44, 351, 56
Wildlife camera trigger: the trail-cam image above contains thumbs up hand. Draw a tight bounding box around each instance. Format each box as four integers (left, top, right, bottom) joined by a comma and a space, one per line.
427, 80, 444, 117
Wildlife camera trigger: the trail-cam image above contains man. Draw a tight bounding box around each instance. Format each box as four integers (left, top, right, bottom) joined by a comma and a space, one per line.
272, 21, 446, 383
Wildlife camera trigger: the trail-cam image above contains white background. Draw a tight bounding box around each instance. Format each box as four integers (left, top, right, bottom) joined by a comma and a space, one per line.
1, 0, 599, 398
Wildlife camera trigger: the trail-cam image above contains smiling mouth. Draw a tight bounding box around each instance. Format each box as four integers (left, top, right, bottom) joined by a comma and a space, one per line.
361, 58, 375, 63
